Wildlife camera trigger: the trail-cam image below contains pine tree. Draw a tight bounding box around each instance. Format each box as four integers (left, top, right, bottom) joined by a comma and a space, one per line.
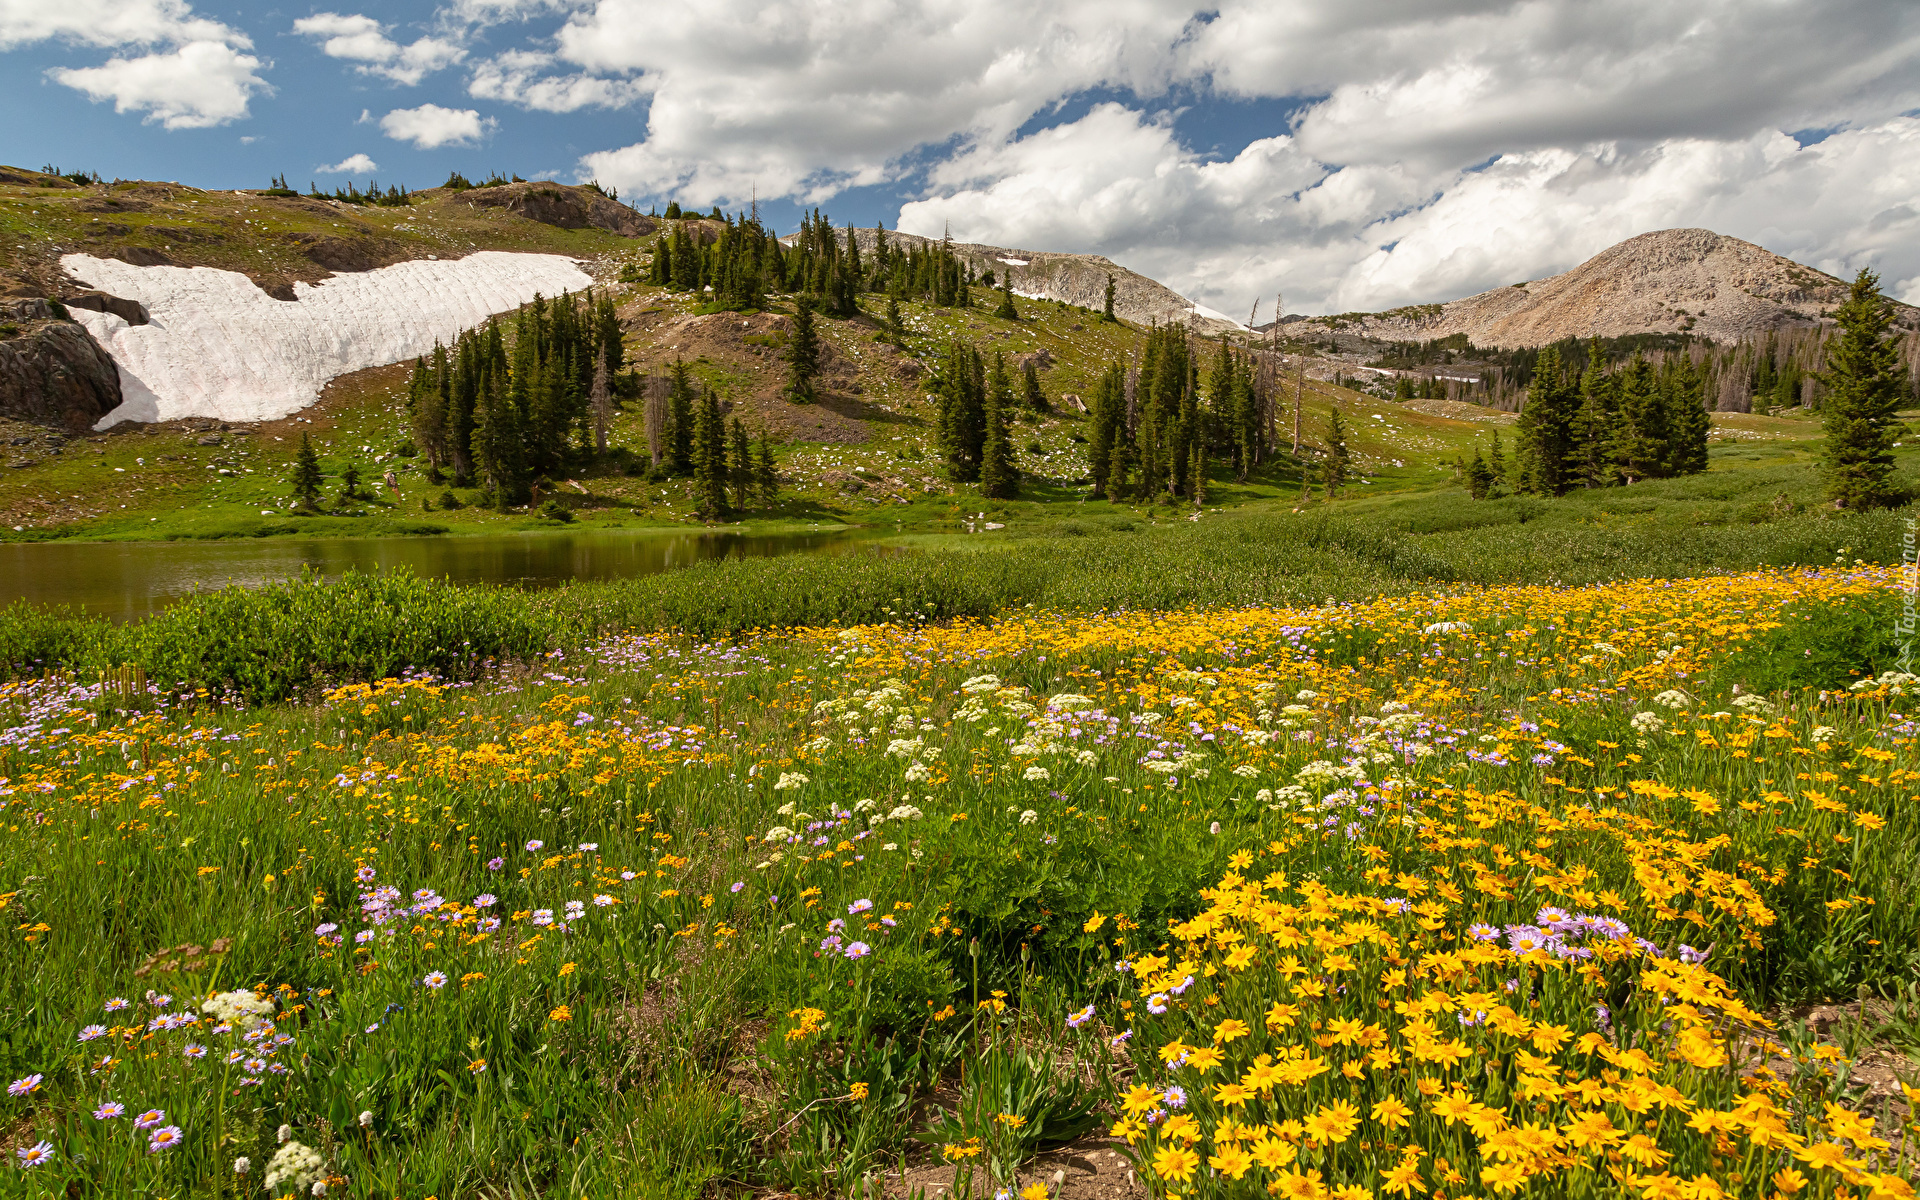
995, 274, 1018, 320
1617, 354, 1669, 482
1666, 354, 1710, 476
884, 292, 905, 345
292, 432, 323, 510
1324, 407, 1350, 494
667, 359, 695, 474
981, 353, 1017, 498
938, 340, 985, 483
1514, 345, 1578, 494
589, 354, 612, 455
693, 388, 729, 519
786, 298, 820, 404
1574, 348, 1619, 487
755, 435, 779, 506
1190, 447, 1208, 506
472, 358, 526, 505
1821, 268, 1906, 508
338, 462, 361, 504
1087, 362, 1125, 496
1021, 358, 1049, 414
1102, 274, 1117, 322
1465, 448, 1494, 499
730, 417, 753, 510
1488, 429, 1506, 490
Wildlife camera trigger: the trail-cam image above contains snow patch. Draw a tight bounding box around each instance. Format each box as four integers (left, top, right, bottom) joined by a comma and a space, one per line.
62, 251, 594, 427
998, 257, 1029, 266
1186, 302, 1246, 330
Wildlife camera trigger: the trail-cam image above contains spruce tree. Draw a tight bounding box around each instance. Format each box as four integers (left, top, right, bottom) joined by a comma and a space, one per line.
1616, 354, 1669, 482
1021, 358, 1049, 414
667, 359, 695, 473
1574, 348, 1619, 487
292, 432, 323, 511
730, 417, 754, 510
981, 353, 1017, 499
938, 341, 985, 483
884, 292, 905, 345
995, 274, 1018, 321
693, 389, 729, 519
1102, 274, 1117, 322
1324, 407, 1350, 494
1514, 345, 1577, 494
1666, 354, 1710, 476
1087, 362, 1125, 496
1488, 429, 1506, 490
786, 298, 821, 404
1821, 268, 1906, 508
1465, 449, 1494, 499
755, 435, 779, 506
1190, 447, 1208, 506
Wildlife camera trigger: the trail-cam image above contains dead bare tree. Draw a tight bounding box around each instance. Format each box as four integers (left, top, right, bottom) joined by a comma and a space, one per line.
590, 356, 612, 454
642, 373, 670, 467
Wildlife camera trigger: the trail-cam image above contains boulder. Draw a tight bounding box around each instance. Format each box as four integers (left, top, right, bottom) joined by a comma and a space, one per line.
0, 298, 123, 431
460, 182, 659, 238
63, 289, 149, 325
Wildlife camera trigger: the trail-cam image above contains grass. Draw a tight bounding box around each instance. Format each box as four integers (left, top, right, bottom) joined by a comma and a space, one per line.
2, 562, 1918, 1198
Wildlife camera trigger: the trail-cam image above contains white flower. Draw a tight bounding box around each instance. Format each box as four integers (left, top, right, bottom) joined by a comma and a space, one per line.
1255, 788, 1274, 804
1732, 693, 1775, 713
904, 762, 932, 783
1421, 622, 1471, 636
1048, 693, 1095, 712
762, 825, 795, 843
882, 843, 899, 852
1019, 809, 1038, 825
960, 674, 1002, 694
1134, 712, 1165, 726
357, 1111, 373, 1127
776, 801, 797, 816
1652, 690, 1691, 709
264, 1141, 325, 1192
204, 989, 274, 1032
1294, 689, 1318, 701
1023, 766, 1050, 782
1231, 764, 1260, 778
234, 1157, 251, 1175
1380, 700, 1410, 714
1591, 641, 1621, 656
1209, 821, 1221, 835
1075, 749, 1098, 767
1811, 725, 1838, 742
887, 804, 924, 822
1629, 712, 1666, 735
276, 1125, 292, 1144
1281, 704, 1314, 717
773, 772, 810, 791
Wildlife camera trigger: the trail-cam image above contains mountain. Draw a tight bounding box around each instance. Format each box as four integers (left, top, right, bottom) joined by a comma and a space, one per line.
1326, 228, 1918, 348
843, 228, 1242, 335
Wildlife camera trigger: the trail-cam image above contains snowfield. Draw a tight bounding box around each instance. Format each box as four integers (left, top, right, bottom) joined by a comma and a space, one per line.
62, 251, 595, 427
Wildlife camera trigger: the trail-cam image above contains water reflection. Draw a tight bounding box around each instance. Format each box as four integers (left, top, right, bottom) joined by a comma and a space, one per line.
0, 528, 862, 621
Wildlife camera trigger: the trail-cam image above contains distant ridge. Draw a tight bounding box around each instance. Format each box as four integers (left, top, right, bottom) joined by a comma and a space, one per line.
1331, 228, 1918, 348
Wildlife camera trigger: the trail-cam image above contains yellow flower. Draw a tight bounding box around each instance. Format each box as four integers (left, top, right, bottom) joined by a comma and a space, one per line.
1122, 1083, 1161, 1116
1020, 1185, 1050, 1200
1373, 1096, 1413, 1129
558, 961, 575, 976
850, 1083, 869, 1101
548, 1005, 572, 1022
1083, 911, 1107, 933
1214, 1018, 1251, 1044
1152, 1144, 1200, 1183
1251, 1138, 1297, 1169
1480, 1164, 1527, 1196
1303, 1100, 1360, 1144
1381, 1161, 1427, 1196
1770, 1168, 1807, 1195
1795, 1141, 1857, 1172
1209, 1143, 1256, 1181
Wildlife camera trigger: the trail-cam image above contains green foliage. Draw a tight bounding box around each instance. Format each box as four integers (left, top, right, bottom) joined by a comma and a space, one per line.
1821, 269, 1908, 509
787, 299, 821, 405
1710, 592, 1901, 695
291, 432, 323, 510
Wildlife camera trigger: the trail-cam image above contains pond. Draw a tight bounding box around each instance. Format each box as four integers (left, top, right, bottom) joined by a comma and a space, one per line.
0, 528, 866, 621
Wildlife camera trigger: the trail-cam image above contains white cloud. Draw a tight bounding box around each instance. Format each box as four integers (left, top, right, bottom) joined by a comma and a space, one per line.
901, 108, 1920, 316
567, 0, 1196, 206
379, 103, 496, 149
468, 49, 644, 112
294, 12, 465, 85
0, 0, 240, 50
317, 153, 380, 174
51, 40, 270, 129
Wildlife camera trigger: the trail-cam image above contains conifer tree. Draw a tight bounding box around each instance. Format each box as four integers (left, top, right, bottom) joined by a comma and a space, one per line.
730, 417, 754, 510
1666, 354, 1710, 476
1821, 268, 1906, 508
406, 353, 448, 469
1087, 362, 1126, 496
995, 274, 1018, 321
981, 353, 1017, 498
292, 432, 323, 510
1102, 274, 1117, 322
1616, 354, 1669, 482
667, 359, 695, 474
1324, 406, 1350, 494
1020, 358, 1049, 414
786, 298, 821, 404
1514, 345, 1578, 494
1105, 438, 1135, 504
937, 340, 986, 483
1573, 348, 1618, 487
1190, 447, 1208, 506
692, 388, 729, 519
755, 435, 780, 506
1488, 429, 1506, 490
590, 354, 612, 455
1465, 448, 1493, 499
884, 292, 905, 345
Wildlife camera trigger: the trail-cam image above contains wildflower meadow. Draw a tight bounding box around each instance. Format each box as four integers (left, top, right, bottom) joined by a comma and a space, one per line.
3, 560, 1919, 1199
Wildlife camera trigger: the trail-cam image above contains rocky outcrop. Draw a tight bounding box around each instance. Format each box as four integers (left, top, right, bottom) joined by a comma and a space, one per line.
460, 182, 657, 237
0, 298, 122, 430
842, 228, 1240, 334
1342, 228, 1920, 348
62, 289, 148, 325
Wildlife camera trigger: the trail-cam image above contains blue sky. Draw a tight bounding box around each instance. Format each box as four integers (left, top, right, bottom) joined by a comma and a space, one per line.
4, 0, 1919, 313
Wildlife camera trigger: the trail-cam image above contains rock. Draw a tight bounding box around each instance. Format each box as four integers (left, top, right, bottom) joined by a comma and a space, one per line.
460, 182, 659, 238
63, 289, 149, 326
0, 298, 123, 431
110, 246, 174, 267
296, 235, 395, 274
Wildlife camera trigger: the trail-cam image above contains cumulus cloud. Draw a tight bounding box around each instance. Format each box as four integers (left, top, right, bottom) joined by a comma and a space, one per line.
5, 0, 270, 126
294, 12, 465, 86
567, 0, 1195, 206
468, 49, 644, 112
0, 0, 238, 50
317, 153, 379, 174
379, 103, 496, 149
902, 108, 1920, 314
52, 40, 269, 129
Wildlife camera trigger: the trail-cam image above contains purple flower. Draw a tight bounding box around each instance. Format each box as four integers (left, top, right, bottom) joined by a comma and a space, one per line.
844, 941, 872, 959
1163, 1086, 1187, 1109
847, 898, 874, 915
146, 1125, 184, 1152
7, 1074, 42, 1097
134, 1109, 167, 1130
487, 857, 504, 871
94, 1101, 125, 1120
78, 1024, 107, 1042
314, 923, 339, 937
16, 1141, 53, 1168
473, 894, 497, 908
1066, 1004, 1095, 1029
355, 866, 376, 883
526, 840, 544, 851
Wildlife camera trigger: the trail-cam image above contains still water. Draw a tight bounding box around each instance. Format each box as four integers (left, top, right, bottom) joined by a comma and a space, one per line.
0, 528, 863, 621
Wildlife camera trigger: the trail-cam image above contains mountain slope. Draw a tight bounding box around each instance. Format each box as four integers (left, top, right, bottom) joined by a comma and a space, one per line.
1334, 228, 1918, 348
